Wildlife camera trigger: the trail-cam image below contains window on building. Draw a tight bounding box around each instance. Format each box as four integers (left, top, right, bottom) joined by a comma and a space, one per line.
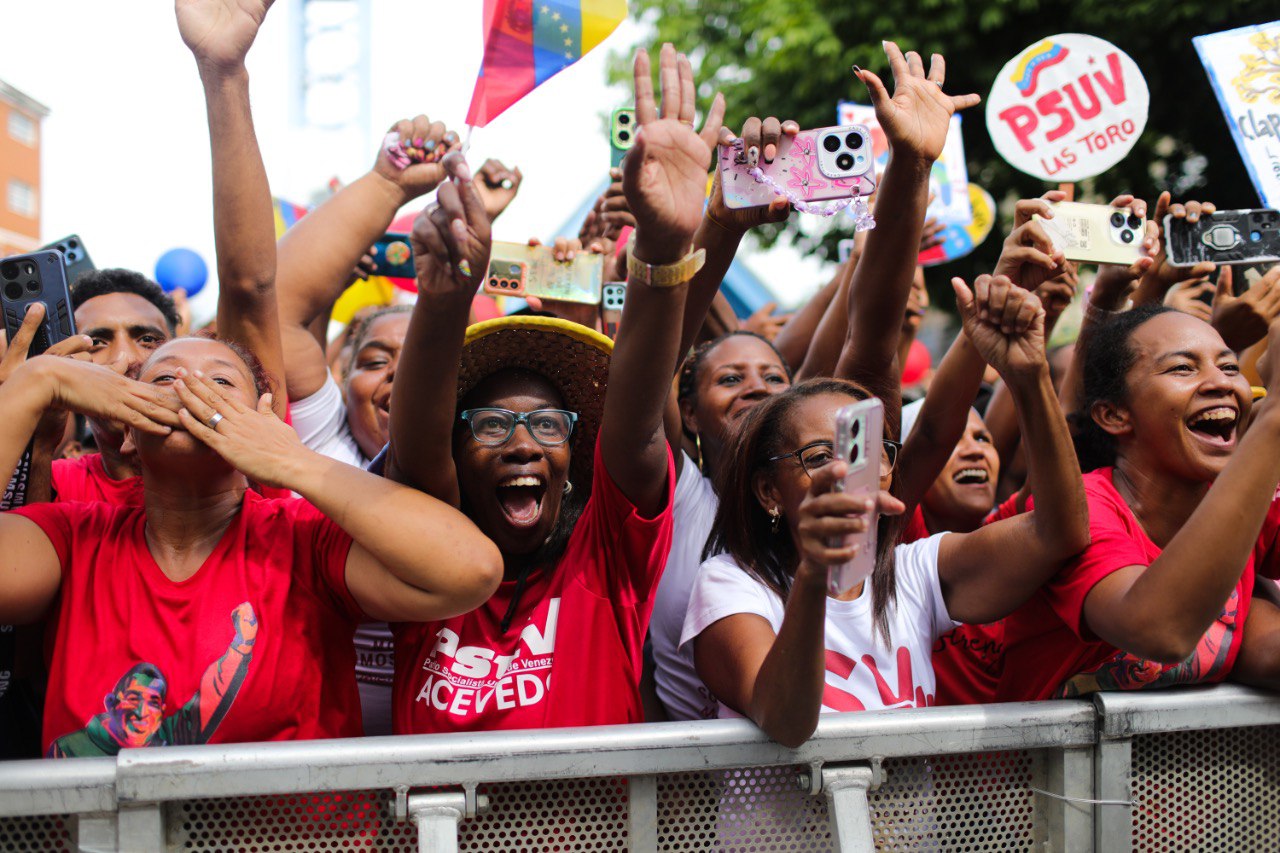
7, 179, 36, 218
7, 112, 36, 146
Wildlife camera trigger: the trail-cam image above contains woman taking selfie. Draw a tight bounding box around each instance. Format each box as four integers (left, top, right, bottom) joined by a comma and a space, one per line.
997, 304, 1280, 700
0, 337, 500, 756
384, 43, 724, 733
682, 273, 1088, 746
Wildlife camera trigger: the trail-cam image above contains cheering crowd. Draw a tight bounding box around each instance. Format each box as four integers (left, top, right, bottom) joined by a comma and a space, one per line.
3, 0, 1280, 761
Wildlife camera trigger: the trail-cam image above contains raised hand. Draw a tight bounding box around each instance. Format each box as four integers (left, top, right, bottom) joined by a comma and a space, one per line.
173, 367, 308, 488
854, 42, 980, 164
624, 44, 725, 264
741, 302, 792, 342
372, 115, 462, 206
0, 303, 92, 385
953, 274, 1047, 384
231, 602, 258, 649
707, 116, 798, 234
1136, 192, 1217, 303
27, 356, 181, 436
176, 0, 273, 75
472, 159, 523, 222
793, 460, 904, 577
1165, 278, 1215, 322
1212, 265, 1280, 351
409, 153, 492, 298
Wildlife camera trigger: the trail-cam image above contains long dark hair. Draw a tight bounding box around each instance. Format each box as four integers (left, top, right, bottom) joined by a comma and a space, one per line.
704, 378, 904, 646
1070, 305, 1175, 472
677, 330, 795, 408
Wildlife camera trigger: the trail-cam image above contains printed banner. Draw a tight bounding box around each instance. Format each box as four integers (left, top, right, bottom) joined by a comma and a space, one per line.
986, 34, 1149, 182
837, 102, 972, 225
1193, 22, 1280, 208
918, 184, 996, 267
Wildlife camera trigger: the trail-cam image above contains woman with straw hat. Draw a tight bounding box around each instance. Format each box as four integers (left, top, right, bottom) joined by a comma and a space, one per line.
383, 43, 726, 733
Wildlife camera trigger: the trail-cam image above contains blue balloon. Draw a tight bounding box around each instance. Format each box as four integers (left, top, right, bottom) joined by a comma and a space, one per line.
154, 248, 208, 297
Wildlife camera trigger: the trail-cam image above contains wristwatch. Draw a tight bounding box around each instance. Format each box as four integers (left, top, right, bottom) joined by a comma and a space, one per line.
626, 248, 706, 288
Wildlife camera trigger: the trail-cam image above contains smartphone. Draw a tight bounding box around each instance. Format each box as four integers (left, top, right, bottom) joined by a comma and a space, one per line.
369, 233, 415, 279
1165, 209, 1280, 268
610, 108, 636, 169
1, 250, 75, 357
718, 125, 877, 210
483, 242, 604, 305
1033, 201, 1145, 266
39, 234, 94, 285
829, 398, 884, 595
601, 282, 625, 339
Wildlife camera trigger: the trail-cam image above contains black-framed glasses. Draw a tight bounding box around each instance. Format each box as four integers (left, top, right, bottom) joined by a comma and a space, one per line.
459, 408, 579, 447
768, 438, 902, 479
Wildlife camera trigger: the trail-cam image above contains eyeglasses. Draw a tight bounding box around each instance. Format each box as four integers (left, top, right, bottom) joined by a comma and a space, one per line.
459, 408, 579, 447
768, 438, 902, 479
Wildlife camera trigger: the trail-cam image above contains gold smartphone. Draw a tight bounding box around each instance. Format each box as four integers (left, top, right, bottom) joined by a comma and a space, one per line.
1033, 201, 1145, 266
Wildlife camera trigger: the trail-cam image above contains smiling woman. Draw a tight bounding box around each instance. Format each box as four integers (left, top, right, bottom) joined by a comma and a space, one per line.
996, 305, 1280, 701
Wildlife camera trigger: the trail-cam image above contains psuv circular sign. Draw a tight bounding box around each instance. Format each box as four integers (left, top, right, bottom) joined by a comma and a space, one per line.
986, 34, 1150, 182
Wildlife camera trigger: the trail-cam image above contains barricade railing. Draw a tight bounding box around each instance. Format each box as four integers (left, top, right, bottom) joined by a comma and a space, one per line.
0, 683, 1276, 852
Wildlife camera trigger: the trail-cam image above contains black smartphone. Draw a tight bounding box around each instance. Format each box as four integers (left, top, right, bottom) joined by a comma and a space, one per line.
39, 234, 95, 285
1, 250, 75, 356
1166, 209, 1280, 268
369, 233, 415, 279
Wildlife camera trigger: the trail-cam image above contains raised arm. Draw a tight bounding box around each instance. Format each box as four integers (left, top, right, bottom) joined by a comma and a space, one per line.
833, 45, 980, 416
177, 0, 284, 417
935, 275, 1090, 624
275, 117, 459, 401
173, 370, 501, 621
0, 358, 181, 623
601, 44, 724, 513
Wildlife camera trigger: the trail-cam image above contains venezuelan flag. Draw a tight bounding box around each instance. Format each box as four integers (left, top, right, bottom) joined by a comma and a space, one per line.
272, 197, 310, 239
1010, 40, 1070, 98
467, 0, 627, 127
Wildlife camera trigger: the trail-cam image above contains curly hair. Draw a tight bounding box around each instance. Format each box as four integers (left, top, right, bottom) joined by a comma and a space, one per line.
1069, 304, 1177, 472
703, 378, 905, 647
70, 269, 181, 334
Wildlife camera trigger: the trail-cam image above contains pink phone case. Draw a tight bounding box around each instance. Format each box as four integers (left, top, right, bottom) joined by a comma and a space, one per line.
718, 126, 877, 210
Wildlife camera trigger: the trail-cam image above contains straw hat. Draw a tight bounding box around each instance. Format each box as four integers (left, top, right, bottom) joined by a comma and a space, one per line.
458, 316, 613, 484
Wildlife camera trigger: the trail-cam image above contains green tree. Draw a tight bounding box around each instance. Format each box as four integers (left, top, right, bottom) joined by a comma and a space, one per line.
612, 0, 1269, 299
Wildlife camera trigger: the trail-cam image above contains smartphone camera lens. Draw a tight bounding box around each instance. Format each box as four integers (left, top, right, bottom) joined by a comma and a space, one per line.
3, 282, 21, 301
25, 279, 40, 293
836, 153, 854, 171
0, 261, 17, 281
1120, 229, 1135, 244
850, 443, 860, 463
618, 130, 630, 142
1127, 214, 1143, 230
822, 134, 841, 153
67, 240, 78, 249
1110, 212, 1125, 228
618, 113, 630, 125
846, 133, 863, 150
851, 420, 860, 438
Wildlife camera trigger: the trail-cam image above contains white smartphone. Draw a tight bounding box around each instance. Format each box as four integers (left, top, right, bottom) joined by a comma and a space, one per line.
1033, 201, 1145, 266
829, 398, 884, 595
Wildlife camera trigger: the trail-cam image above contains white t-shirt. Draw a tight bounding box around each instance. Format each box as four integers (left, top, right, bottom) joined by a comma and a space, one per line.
290, 376, 369, 470
680, 533, 957, 716
649, 452, 721, 720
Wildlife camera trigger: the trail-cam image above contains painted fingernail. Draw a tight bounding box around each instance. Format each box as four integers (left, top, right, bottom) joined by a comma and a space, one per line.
851, 64, 862, 76
424, 139, 436, 152
747, 146, 759, 167
412, 137, 424, 147
764, 144, 777, 162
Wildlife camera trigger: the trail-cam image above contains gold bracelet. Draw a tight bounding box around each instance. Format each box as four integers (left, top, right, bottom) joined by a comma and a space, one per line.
627, 248, 707, 288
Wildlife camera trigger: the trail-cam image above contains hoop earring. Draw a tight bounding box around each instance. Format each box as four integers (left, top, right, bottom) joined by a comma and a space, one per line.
769, 506, 782, 534
694, 433, 704, 473
564, 481, 574, 496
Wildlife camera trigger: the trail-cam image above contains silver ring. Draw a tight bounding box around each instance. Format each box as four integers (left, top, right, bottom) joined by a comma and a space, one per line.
207, 412, 225, 430
500, 179, 514, 190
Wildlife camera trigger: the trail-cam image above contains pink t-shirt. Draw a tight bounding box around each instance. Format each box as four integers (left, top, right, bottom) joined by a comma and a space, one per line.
392, 442, 674, 733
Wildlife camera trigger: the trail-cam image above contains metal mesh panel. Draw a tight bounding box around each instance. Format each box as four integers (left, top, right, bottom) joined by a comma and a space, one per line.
871, 751, 1038, 851
0, 816, 73, 852
1131, 725, 1280, 852
657, 765, 832, 851
459, 777, 629, 851
169, 790, 415, 852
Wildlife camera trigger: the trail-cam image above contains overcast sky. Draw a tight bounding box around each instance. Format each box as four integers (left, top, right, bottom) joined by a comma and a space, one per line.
0, 1, 826, 321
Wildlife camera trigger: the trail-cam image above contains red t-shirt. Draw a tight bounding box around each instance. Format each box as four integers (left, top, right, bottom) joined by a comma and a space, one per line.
392, 442, 674, 734
997, 468, 1280, 702
11, 491, 364, 756
51, 454, 142, 506
926, 492, 1024, 705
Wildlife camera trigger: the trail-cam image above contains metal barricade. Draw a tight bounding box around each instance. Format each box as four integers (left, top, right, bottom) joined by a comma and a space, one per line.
0, 685, 1276, 851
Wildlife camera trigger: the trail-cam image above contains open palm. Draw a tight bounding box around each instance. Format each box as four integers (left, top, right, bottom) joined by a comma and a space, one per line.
623, 45, 725, 262
857, 43, 979, 163
176, 0, 272, 72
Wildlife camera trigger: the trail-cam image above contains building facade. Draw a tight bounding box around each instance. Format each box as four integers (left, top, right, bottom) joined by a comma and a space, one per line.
0, 80, 49, 259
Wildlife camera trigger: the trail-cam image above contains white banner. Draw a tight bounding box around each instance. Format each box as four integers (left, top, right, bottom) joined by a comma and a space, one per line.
986, 34, 1149, 182
1194, 22, 1280, 208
